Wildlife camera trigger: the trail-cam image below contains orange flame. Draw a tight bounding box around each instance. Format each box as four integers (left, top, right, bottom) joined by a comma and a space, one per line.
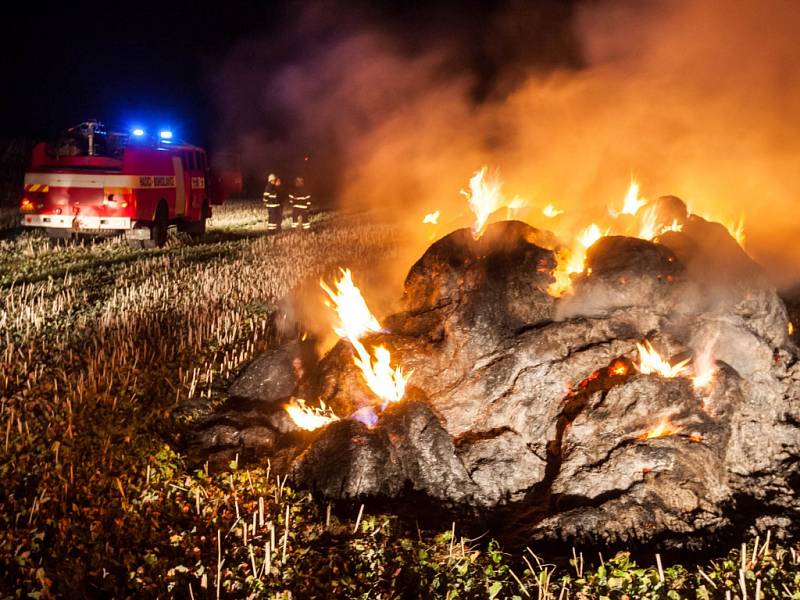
724, 216, 746, 247
461, 166, 504, 239
547, 223, 608, 297
423, 210, 440, 225
789, 322, 795, 336
320, 268, 382, 340
320, 269, 409, 406
285, 399, 340, 431
542, 204, 564, 218
635, 341, 691, 378
638, 417, 683, 441
351, 342, 410, 405
621, 178, 646, 216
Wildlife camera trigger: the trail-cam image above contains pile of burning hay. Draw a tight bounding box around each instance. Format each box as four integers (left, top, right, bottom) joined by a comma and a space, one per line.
188, 175, 799, 549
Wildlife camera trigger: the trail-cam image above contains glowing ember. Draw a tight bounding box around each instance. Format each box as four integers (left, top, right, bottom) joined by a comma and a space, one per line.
609, 360, 628, 376
547, 223, 608, 297
352, 342, 410, 405
542, 203, 564, 218
638, 417, 683, 441
320, 268, 382, 341
461, 166, 504, 239
790, 322, 795, 336
423, 210, 440, 225
285, 399, 340, 431
621, 178, 647, 216
635, 341, 691, 378
692, 338, 718, 389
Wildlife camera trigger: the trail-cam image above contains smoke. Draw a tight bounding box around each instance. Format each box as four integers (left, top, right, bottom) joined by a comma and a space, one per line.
213, 0, 800, 293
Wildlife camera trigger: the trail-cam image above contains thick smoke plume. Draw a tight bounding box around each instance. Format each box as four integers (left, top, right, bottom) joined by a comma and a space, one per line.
213, 0, 800, 293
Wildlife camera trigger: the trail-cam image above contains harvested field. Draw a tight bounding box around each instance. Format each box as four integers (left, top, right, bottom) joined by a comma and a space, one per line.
0, 201, 797, 598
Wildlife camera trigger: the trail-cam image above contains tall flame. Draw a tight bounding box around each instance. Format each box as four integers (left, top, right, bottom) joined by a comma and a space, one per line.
320, 269, 409, 406
320, 268, 382, 340
622, 178, 647, 216
461, 166, 504, 239
285, 399, 340, 431
635, 341, 691, 378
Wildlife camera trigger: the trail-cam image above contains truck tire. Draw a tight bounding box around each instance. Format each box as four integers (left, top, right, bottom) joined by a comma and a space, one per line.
193, 201, 209, 238
146, 201, 169, 248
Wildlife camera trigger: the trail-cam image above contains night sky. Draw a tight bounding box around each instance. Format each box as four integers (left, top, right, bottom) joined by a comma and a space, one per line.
0, 1, 577, 149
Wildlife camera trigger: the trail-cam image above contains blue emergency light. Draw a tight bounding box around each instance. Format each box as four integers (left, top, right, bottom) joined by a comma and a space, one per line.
131, 128, 145, 137
159, 130, 173, 140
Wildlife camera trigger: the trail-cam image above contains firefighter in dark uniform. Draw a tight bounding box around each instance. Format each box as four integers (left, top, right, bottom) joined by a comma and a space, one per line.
289, 176, 311, 230
263, 173, 282, 233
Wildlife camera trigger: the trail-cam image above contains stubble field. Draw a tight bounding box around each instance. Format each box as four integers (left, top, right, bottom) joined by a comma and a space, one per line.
0, 200, 797, 598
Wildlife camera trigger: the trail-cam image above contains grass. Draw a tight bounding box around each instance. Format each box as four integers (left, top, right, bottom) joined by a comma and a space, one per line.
0, 200, 797, 598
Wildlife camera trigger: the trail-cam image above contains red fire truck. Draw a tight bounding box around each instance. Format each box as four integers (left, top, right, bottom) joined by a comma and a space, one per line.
19, 120, 236, 246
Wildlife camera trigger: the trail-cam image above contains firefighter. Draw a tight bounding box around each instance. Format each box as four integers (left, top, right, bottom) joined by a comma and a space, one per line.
288, 176, 312, 231
262, 173, 282, 233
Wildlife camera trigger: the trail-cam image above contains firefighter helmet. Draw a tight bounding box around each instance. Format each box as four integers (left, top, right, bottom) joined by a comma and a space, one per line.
267, 173, 277, 184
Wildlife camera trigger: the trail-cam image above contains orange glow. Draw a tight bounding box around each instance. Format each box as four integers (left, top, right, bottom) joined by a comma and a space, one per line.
460, 166, 504, 239
423, 210, 440, 225
635, 341, 691, 378
320, 268, 382, 341
638, 417, 682, 441
542, 204, 564, 218
790, 322, 795, 336
285, 399, 340, 431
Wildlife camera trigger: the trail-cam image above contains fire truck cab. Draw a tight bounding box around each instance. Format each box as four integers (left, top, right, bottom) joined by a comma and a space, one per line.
19, 120, 228, 246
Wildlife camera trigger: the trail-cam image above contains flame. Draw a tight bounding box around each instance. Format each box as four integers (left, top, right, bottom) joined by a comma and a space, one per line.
320, 268, 382, 340
622, 178, 647, 216
285, 399, 340, 431
692, 337, 718, 389
320, 268, 409, 406
638, 417, 683, 441
635, 341, 691, 378
609, 360, 628, 376
724, 216, 746, 247
506, 195, 527, 220
351, 342, 409, 405
547, 223, 608, 297
542, 204, 564, 218
789, 322, 795, 336
423, 210, 440, 225
461, 166, 504, 239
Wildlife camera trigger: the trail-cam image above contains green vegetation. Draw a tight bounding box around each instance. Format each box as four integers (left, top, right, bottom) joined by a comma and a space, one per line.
0, 201, 798, 598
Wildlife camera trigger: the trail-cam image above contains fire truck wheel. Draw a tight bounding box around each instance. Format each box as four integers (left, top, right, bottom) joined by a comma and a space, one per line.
149, 201, 169, 248
194, 201, 209, 238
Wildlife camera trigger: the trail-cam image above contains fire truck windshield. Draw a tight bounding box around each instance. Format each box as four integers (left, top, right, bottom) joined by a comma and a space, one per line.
45, 120, 128, 161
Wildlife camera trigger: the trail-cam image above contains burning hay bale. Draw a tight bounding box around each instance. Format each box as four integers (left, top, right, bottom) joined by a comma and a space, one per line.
197, 207, 799, 549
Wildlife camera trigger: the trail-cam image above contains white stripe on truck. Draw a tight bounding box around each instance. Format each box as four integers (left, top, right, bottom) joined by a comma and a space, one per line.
24, 173, 176, 189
